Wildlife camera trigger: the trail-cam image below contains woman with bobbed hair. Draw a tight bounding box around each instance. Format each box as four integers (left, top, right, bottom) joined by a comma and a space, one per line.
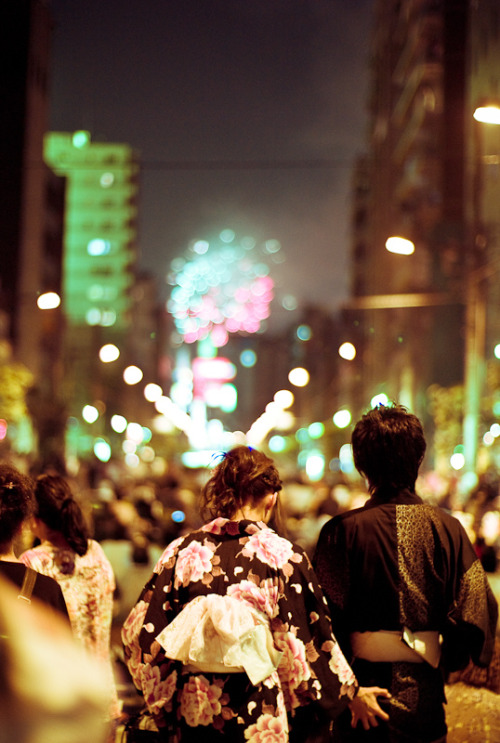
122, 446, 389, 743
0, 464, 68, 618
20, 473, 119, 722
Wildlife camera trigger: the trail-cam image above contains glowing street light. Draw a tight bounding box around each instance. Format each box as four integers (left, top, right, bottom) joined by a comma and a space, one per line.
473, 104, 500, 125
385, 236, 415, 255
288, 367, 310, 387
123, 365, 143, 385
99, 344, 120, 363
82, 404, 99, 424
338, 342, 356, 361
273, 389, 294, 409
144, 383, 163, 402
37, 292, 61, 310
333, 409, 352, 429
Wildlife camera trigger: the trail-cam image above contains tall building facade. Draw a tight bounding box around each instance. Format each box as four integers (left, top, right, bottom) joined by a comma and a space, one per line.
466, 0, 500, 460
347, 0, 500, 471
44, 131, 140, 454
0, 0, 59, 373
44, 131, 138, 331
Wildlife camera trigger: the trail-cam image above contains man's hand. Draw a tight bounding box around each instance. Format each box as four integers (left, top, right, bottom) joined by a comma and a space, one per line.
348, 686, 391, 730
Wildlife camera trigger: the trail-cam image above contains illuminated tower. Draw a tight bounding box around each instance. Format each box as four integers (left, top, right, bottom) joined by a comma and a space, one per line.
44, 131, 139, 440
44, 131, 138, 330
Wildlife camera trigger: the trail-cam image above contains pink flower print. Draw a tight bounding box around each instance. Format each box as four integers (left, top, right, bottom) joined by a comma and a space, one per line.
227, 579, 279, 618
154, 536, 186, 573
126, 643, 144, 688
275, 632, 311, 706
244, 713, 288, 742
122, 600, 148, 648
242, 530, 293, 569
322, 639, 357, 689
175, 540, 215, 585
141, 665, 177, 715
180, 675, 223, 727
201, 518, 225, 534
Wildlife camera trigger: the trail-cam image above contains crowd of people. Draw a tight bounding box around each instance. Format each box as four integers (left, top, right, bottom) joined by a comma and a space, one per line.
0, 404, 498, 742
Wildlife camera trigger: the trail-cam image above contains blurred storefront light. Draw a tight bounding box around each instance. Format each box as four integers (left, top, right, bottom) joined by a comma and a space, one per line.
305, 452, 325, 481
473, 104, 500, 124
37, 292, 61, 310
111, 414, 127, 433
94, 438, 111, 462
333, 409, 352, 428
338, 342, 356, 360
144, 383, 163, 402
123, 365, 143, 385
370, 393, 389, 407
274, 389, 294, 409
288, 367, 310, 387
82, 405, 99, 424
99, 344, 120, 363
385, 236, 415, 255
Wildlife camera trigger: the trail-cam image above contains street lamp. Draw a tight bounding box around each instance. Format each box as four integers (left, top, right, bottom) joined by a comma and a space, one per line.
473, 104, 500, 125
385, 236, 415, 255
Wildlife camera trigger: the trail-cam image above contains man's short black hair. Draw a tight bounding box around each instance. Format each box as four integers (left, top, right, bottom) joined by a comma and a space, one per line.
351, 404, 426, 494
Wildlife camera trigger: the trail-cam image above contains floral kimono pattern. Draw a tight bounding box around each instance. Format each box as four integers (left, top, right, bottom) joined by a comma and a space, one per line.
122, 518, 357, 742
20, 539, 119, 719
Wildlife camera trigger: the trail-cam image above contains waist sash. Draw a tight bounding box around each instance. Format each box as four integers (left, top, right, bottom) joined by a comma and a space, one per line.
156, 594, 282, 684
350, 628, 442, 668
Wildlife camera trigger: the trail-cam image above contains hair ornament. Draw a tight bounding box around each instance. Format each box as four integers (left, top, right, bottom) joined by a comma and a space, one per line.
210, 451, 226, 466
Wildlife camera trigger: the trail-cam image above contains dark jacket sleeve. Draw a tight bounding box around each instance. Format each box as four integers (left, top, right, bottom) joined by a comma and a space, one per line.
312, 517, 352, 658
442, 528, 498, 671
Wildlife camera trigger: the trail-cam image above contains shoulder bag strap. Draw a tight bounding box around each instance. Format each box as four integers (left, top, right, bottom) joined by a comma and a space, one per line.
18, 566, 37, 603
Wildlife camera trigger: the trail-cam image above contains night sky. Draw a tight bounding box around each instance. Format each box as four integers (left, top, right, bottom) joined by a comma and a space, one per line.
48, 0, 374, 330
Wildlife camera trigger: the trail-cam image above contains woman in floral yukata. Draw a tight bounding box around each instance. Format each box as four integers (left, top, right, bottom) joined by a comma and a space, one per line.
122, 446, 390, 742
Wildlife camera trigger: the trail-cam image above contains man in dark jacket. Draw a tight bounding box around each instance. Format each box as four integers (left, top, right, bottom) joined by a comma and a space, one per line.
313, 404, 498, 743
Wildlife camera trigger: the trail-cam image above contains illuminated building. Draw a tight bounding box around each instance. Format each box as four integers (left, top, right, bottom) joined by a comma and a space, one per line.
44, 131, 140, 447
44, 131, 138, 331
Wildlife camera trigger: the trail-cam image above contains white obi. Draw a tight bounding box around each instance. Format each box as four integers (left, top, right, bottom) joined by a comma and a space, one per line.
155, 594, 282, 685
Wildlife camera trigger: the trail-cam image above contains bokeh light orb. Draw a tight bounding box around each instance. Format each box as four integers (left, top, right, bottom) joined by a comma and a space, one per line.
82, 405, 99, 424
333, 409, 352, 428
370, 393, 389, 407
240, 349, 257, 368
99, 343, 120, 363
274, 389, 294, 409
111, 414, 127, 433
288, 367, 310, 387
123, 365, 143, 385
338, 342, 356, 361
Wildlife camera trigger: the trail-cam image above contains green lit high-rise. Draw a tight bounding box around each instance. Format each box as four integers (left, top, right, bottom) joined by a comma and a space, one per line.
44, 131, 138, 330
44, 131, 140, 455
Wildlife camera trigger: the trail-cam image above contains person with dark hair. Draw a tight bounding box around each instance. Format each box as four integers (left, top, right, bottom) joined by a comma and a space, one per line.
122, 445, 389, 743
20, 473, 119, 723
0, 464, 68, 619
313, 404, 498, 743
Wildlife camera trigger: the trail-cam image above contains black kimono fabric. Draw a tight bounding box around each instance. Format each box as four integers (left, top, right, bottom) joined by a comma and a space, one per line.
123, 518, 358, 742
313, 489, 498, 743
